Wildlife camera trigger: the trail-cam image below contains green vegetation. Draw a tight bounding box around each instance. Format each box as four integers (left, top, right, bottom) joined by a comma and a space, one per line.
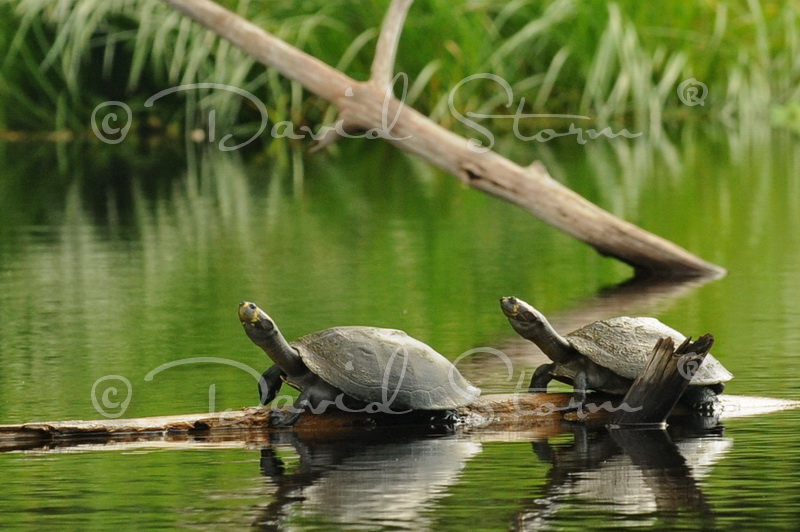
1, 0, 799, 147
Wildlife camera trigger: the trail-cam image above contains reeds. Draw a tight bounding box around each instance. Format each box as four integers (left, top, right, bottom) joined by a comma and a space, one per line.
2, 0, 799, 143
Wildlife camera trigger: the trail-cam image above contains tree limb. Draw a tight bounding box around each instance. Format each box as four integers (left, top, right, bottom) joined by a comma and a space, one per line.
370, 0, 414, 91
160, 0, 725, 278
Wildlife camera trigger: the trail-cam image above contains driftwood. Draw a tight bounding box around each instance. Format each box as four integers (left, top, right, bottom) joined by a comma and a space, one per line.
159, 0, 724, 278
2, 393, 799, 452
609, 335, 713, 428
0, 393, 578, 451
0, 393, 664, 452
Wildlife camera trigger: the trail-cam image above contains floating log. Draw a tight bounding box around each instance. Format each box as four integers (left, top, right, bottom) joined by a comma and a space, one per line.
0, 393, 576, 451
609, 335, 713, 428
2, 392, 798, 453
0, 392, 662, 452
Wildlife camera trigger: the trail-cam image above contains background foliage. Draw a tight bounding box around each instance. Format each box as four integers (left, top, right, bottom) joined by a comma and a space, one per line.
2, 0, 800, 148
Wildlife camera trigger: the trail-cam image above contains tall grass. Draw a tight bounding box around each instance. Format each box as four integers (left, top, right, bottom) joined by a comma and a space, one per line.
1, 0, 799, 147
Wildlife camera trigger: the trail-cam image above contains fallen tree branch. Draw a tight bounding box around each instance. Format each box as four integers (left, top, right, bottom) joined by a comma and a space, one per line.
160, 0, 725, 278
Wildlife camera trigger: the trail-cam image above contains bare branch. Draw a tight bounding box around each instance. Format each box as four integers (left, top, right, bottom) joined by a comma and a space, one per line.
370, 0, 414, 91
157, 0, 724, 277
309, 0, 414, 150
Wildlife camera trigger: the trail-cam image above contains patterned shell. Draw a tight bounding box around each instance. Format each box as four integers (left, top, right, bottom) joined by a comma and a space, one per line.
566, 317, 733, 384
293, 326, 480, 410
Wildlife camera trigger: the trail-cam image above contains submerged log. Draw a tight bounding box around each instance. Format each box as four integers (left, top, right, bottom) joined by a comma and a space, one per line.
157, 0, 724, 278
609, 335, 713, 428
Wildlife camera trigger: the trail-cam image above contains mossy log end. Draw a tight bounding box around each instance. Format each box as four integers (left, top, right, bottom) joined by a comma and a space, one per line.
609, 335, 714, 428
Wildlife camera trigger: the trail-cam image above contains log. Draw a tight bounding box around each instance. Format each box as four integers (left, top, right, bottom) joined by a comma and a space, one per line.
0, 393, 578, 451
609, 335, 714, 428
1, 393, 798, 452
0, 392, 669, 452
158, 0, 724, 278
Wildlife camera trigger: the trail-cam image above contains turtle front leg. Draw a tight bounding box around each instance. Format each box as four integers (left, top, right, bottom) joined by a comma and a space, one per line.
258, 365, 286, 405
570, 370, 588, 412
529, 363, 556, 393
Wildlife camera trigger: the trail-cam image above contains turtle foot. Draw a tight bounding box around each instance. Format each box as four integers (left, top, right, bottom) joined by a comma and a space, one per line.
268, 409, 300, 428
681, 386, 722, 416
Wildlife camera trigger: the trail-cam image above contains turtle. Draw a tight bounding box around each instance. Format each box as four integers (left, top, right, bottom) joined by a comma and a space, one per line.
499, 296, 733, 411
239, 301, 480, 427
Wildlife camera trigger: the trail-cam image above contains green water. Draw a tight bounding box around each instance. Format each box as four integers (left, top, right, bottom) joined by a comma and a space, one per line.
1, 131, 799, 530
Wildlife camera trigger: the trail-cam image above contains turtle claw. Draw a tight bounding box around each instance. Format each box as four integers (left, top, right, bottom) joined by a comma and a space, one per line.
439, 410, 464, 427
268, 409, 300, 428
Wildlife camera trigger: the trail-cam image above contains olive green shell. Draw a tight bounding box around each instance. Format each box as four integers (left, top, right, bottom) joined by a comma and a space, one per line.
566, 317, 733, 385
292, 326, 480, 409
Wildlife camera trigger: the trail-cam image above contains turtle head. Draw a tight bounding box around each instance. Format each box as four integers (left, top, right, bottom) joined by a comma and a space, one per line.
238, 301, 277, 339
239, 301, 304, 374
501, 297, 571, 361
500, 296, 550, 335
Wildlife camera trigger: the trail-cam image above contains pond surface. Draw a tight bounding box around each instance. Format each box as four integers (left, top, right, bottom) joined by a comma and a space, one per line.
1, 131, 799, 530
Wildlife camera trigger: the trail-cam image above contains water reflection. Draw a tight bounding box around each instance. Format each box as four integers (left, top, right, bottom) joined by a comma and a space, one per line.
245, 417, 734, 530
254, 431, 481, 530
516, 425, 731, 529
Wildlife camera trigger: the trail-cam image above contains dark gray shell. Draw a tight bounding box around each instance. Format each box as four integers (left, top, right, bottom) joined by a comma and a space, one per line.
292, 326, 480, 409
566, 317, 733, 385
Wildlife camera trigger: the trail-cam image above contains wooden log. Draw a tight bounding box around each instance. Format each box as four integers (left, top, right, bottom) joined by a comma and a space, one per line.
0, 393, 624, 452
157, 0, 724, 278
0, 393, 798, 452
609, 335, 714, 428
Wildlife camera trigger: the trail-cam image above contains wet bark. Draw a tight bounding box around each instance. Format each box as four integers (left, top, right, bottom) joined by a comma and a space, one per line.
609, 335, 713, 427
1, 393, 797, 452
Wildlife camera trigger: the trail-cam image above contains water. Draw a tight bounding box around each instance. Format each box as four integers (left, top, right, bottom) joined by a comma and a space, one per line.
1, 131, 799, 530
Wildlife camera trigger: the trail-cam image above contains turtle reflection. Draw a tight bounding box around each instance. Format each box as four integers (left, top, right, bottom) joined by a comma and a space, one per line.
515, 425, 731, 529
254, 431, 481, 530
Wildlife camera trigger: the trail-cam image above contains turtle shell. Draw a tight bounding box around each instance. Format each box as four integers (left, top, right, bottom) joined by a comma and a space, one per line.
291, 326, 480, 410
566, 317, 733, 385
